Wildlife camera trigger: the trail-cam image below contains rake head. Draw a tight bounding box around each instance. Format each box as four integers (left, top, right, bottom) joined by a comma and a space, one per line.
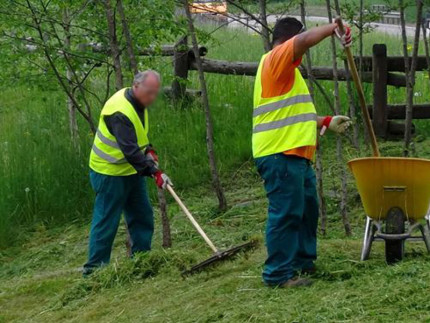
181, 240, 257, 276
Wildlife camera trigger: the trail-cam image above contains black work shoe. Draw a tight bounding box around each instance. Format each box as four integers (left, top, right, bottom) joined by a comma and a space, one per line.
82, 266, 96, 278
279, 277, 313, 288
301, 266, 317, 276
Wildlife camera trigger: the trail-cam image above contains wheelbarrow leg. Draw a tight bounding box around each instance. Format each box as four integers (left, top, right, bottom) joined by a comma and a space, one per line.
426, 214, 430, 231
361, 216, 374, 261
418, 223, 430, 254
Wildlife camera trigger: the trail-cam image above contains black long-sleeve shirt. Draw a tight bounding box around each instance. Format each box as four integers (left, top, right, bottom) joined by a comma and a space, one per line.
104, 88, 158, 177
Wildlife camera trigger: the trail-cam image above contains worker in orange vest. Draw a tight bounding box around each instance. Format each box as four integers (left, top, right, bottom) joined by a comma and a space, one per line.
253, 18, 352, 288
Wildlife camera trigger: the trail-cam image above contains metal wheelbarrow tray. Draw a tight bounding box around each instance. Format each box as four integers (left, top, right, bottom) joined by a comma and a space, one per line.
348, 157, 430, 263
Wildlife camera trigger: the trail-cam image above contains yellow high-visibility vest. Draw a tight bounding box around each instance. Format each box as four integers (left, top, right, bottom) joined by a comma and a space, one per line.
89, 88, 149, 176
252, 53, 317, 158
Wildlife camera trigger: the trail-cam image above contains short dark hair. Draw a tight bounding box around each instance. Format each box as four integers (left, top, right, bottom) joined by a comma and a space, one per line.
272, 17, 304, 47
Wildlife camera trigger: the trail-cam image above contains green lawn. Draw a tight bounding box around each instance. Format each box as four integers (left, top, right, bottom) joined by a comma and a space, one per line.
1, 163, 430, 322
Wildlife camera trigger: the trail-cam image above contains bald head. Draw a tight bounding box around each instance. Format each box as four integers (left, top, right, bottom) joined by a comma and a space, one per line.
132, 70, 161, 107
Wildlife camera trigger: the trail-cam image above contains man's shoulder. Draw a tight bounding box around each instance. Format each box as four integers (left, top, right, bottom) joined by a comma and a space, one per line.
269, 37, 295, 57
104, 112, 131, 125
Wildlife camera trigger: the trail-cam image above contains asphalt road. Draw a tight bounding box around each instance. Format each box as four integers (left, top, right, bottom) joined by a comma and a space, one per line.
228, 14, 421, 38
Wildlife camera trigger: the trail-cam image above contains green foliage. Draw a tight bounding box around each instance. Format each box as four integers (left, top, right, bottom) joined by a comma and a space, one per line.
340, 2, 384, 33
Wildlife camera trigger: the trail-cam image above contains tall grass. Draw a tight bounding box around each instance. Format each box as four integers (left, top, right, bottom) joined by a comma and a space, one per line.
0, 85, 94, 246
1, 22, 428, 248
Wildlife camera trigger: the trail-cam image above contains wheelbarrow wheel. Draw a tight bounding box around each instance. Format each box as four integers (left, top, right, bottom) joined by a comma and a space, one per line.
385, 207, 405, 264
386, 240, 405, 264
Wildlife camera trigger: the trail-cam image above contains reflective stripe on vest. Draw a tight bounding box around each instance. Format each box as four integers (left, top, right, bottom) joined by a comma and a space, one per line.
252, 53, 317, 158
91, 144, 126, 164
96, 129, 119, 149
89, 88, 150, 176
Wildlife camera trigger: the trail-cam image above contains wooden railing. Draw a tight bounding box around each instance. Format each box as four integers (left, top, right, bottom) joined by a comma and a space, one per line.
166, 41, 429, 138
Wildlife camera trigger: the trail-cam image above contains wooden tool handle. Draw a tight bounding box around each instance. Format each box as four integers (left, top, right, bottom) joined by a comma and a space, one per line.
335, 17, 380, 157
166, 184, 219, 253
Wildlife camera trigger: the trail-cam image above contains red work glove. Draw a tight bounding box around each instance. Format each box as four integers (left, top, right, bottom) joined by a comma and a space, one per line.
145, 146, 159, 164
334, 26, 352, 48
153, 171, 173, 190
320, 116, 352, 135
320, 116, 332, 136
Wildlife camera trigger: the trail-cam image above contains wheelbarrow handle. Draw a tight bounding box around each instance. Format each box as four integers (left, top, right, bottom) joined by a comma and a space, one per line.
166, 184, 219, 254
335, 17, 380, 157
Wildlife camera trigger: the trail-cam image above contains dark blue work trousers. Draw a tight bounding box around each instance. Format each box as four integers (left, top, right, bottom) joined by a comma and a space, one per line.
255, 154, 319, 286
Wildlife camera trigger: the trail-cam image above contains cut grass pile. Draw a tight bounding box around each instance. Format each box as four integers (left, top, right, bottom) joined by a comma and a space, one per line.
1, 166, 430, 322
2, 145, 430, 322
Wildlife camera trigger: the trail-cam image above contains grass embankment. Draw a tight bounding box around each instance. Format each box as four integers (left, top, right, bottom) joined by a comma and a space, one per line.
1, 21, 429, 247
1, 164, 430, 322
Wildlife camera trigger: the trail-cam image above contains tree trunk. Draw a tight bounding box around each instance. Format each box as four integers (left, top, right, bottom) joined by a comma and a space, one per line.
401, 0, 423, 156
182, 0, 227, 211
326, 0, 351, 236
422, 21, 430, 86
158, 188, 172, 248
316, 146, 327, 235
117, 0, 138, 75
63, 9, 80, 150
300, 0, 328, 235
344, 63, 360, 151
333, 0, 360, 151
359, 0, 364, 78
172, 36, 190, 100
258, 0, 271, 52
25, 0, 96, 134
67, 70, 80, 149
399, 0, 410, 156
105, 0, 123, 90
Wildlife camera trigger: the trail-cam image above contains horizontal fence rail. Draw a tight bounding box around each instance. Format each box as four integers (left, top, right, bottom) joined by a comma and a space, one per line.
188, 58, 408, 87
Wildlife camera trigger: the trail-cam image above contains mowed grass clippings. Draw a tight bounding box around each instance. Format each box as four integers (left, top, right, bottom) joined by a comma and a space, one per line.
1, 170, 430, 322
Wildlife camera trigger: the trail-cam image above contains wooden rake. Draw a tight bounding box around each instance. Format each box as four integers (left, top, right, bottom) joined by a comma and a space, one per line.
166, 185, 256, 276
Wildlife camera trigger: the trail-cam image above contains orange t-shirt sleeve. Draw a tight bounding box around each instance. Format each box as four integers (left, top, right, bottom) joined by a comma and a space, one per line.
261, 36, 302, 98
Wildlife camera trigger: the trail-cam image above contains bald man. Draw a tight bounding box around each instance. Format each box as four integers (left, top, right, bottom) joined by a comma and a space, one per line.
83, 70, 172, 275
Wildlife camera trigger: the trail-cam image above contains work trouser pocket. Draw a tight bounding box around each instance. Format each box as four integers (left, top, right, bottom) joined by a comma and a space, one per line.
90, 171, 109, 194
255, 154, 289, 195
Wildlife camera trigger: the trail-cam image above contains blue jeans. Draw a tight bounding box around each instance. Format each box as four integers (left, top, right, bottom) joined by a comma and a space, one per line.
255, 154, 319, 286
84, 170, 154, 271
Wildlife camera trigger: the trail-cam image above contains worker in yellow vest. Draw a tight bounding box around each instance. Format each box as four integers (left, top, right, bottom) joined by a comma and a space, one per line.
253, 18, 352, 288
83, 70, 172, 276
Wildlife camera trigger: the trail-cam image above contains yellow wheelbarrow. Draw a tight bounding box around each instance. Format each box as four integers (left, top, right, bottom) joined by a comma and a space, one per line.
334, 17, 430, 263
349, 157, 430, 263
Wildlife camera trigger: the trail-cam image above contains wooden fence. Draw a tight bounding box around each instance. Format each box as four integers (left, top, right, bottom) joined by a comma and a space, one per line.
164, 42, 429, 138
369, 44, 430, 137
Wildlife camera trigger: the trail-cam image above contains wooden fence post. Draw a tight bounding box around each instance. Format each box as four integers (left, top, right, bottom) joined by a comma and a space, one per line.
171, 36, 189, 100
372, 44, 388, 138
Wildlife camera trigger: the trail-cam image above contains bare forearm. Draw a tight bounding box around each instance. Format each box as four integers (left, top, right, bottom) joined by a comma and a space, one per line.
294, 23, 337, 60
